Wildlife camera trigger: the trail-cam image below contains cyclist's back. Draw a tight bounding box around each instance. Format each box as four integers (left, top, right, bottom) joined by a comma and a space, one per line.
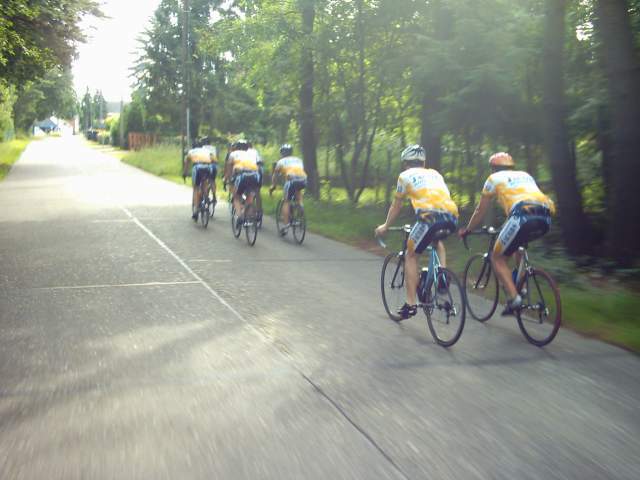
275, 155, 307, 180
483, 170, 555, 217
397, 167, 458, 218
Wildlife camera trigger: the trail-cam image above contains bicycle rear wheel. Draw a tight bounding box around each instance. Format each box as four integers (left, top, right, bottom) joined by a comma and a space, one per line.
275, 199, 286, 236
244, 203, 258, 246
426, 268, 466, 347
516, 268, 561, 346
463, 253, 499, 322
230, 204, 241, 238
291, 204, 306, 244
200, 202, 209, 228
381, 252, 406, 322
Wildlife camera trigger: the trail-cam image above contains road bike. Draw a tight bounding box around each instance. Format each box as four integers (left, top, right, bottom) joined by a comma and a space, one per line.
462, 226, 562, 346
275, 197, 306, 244
230, 188, 260, 246
378, 225, 466, 347
196, 174, 216, 228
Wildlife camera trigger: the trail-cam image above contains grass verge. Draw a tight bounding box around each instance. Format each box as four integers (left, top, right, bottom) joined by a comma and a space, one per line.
0, 138, 31, 180
108, 143, 640, 352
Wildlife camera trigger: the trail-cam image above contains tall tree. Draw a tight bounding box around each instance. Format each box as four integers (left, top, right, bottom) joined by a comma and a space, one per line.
541, 0, 594, 255
299, 0, 319, 197
593, 0, 640, 264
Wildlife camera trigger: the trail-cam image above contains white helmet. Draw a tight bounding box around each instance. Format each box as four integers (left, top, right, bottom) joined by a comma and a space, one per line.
400, 144, 426, 164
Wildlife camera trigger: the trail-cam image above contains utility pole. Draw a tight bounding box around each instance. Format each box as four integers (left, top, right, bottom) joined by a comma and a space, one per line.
181, 0, 191, 176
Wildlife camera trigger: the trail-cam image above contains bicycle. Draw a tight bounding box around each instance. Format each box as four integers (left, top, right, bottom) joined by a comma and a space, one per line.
377, 225, 466, 347
230, 188, 259, 246
274, 196, 306, 244
196, 174, 216, 228
462, 226, 562, 346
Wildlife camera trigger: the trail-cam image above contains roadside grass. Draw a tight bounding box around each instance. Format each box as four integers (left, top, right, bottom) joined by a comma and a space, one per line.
106, 143, 640, 352
0, 138, 31, 180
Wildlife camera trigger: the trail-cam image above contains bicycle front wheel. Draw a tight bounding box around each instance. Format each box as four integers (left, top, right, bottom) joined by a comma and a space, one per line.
244, 203, 258, 246
463, 253, 499, 322
426, 268, 466, 347
516, 268, 561, 347
291, 204, 306, 244
381, 252, 406, 322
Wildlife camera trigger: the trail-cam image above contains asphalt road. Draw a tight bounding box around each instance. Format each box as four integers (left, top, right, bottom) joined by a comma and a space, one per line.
1, 136, 639, 479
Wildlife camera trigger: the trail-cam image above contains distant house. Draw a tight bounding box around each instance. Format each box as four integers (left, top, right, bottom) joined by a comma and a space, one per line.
33, 118, 58, 134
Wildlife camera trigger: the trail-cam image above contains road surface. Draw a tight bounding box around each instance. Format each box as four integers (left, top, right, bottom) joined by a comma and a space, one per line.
1, 136, 639, 479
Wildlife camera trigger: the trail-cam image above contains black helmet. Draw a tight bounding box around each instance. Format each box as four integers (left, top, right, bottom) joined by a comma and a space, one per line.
280, 143, 293, 157
233, 139, 249, 151
193, 136, 211, 148
400, 144, 426, 166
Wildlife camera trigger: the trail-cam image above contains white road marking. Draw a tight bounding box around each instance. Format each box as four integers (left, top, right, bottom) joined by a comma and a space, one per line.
35, 281, 200, 291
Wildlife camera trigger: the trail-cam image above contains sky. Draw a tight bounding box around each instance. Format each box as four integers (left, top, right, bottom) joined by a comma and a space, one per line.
72, 0, 161, 103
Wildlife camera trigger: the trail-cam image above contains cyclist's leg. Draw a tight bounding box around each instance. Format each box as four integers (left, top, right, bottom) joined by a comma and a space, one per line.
282, 180, 293, 225
492, 215, 521, 299
233, 174, 245, 217
192, 165, 201, 218
209, 164, 217, 200
406, 221, 431, 306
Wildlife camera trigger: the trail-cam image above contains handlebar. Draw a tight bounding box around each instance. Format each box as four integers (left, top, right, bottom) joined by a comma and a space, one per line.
375, 224, 412, 250
461, 225, 498, 250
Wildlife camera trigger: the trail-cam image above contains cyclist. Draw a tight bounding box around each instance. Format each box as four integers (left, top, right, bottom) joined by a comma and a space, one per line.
375, 144, 459, 320
269, 144, 307, 236
247, 142, 264, 224
459, 152, 555, 316
224, 139, 259, 226
183, 136, 218, 221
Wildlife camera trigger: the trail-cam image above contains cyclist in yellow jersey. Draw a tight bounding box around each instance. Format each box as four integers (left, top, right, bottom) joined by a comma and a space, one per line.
375, 145, 459, 320
183, 137, 218, 221
224, 139, 259, 224
269, 144, 307, 235
459, 152, 555, 316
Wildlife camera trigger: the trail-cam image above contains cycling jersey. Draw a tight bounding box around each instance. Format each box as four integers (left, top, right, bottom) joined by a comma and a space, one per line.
229, 150, 258, 173
395, 168, 458, 217
275, 156, 307, 180
187, 146, 217, 164
247, 148, 263, 165
482, 170, 555, 216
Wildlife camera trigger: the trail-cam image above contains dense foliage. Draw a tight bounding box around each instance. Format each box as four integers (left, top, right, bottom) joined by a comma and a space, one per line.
0, 1, 102, 137
129, 0, 640, 264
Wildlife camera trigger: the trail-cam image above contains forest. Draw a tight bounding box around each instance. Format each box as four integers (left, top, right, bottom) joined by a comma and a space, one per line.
120, 0, 640, 266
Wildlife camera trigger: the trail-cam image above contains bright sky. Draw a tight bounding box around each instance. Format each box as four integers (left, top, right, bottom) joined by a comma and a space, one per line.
72, 0, 161, 103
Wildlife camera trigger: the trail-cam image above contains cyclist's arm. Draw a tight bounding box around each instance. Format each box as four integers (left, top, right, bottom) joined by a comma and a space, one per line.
462, 195, 491, 235
224, 158, 233, 184
377, 197, 403, 234
270, 165, 281, 191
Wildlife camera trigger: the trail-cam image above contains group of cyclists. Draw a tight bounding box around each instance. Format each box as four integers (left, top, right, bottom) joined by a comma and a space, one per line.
375, 145, 555, 321
183, 138, 308, 236
185, 137, 555, 322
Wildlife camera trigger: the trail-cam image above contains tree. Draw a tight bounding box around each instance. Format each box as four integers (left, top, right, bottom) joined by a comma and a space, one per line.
593, 0, 640, 264
541, 0, 594, 255
0, 1, 103, 86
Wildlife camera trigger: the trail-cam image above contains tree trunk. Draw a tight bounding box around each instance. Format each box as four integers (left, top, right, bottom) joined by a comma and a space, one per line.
542, 0, 594, 256
594, 0, 640, 264
299, 0, 319, 198
420, 96, 442, 171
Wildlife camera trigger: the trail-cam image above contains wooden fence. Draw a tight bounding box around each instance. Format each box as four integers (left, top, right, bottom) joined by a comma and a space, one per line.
128, 132, 157, 151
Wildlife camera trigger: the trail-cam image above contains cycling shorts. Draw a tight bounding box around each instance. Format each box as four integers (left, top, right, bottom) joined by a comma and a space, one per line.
494, 202, 551, 256
192, 163, 217, 187
408, 212, 458, 254
284, 177, 307, 201
234, 171, 260, 197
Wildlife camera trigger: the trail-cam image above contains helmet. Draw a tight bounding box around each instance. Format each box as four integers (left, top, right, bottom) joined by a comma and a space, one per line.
280, 143, 293, 157
400, 144, 426, 165
489, 152, 514, 168
233, 139, 249, 151
194, 136, 211, 148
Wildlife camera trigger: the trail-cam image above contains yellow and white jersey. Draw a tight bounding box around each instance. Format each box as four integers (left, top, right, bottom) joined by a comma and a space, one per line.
229, 150, 258, 172
395, 168, 458, 217
275, 156, 307, 179
187, 146, 217, 164
482, 170, 555, 215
